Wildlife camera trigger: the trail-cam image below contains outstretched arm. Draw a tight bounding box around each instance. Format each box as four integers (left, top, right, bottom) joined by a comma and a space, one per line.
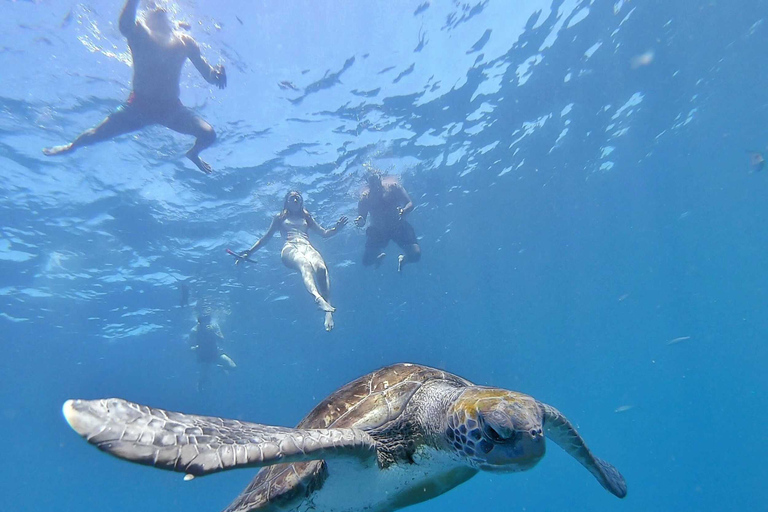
183, 35, 227, 89
309, 215, 348, 238
239, 216, 279, 261
119, 0, 141, 37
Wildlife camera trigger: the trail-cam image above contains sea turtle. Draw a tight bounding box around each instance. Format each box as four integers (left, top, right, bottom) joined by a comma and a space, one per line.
63, 363, 627, 512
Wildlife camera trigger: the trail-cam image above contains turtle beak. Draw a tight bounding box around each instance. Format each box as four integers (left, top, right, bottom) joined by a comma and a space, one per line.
478, 431, 545, 472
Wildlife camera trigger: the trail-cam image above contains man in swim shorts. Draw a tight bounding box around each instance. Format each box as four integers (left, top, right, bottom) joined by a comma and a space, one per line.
43, 0, 227, 174
355, 173, 421, 272
189, 313, 236, 392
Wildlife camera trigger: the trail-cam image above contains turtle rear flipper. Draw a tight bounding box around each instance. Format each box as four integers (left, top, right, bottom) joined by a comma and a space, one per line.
538, 401, 627, 498
63, 399, 377, 477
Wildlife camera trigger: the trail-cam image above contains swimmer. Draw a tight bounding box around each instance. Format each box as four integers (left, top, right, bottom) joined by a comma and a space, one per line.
179, 280, 189, 307
188, 313, 236, 392
237, 191, 347, 332
43, 0, 227, 174
355, 172, 421, 272
748, 150, 765, 173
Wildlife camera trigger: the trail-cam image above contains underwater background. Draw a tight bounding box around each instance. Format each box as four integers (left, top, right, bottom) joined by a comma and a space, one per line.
1, 0, 767, 511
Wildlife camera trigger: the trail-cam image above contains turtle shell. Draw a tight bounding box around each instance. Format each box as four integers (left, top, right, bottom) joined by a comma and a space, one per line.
223, 363, 472, 512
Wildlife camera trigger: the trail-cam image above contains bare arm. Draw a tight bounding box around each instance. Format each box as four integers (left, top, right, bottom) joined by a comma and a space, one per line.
119, 0, 141, 37
183, 35, 227, 89
242, 216, 280, 258
395, 184, 414, 216
355, 193, 369, 227
308, 215, 348, 238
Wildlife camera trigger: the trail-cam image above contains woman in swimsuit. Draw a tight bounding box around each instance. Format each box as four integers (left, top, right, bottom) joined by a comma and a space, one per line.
238, 191, 347, 331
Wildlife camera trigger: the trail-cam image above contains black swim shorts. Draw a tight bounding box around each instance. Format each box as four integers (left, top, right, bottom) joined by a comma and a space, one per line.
365, 220, 418, 251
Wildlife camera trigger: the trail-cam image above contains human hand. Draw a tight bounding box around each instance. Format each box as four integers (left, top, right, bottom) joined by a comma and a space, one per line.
336, 216, 348, 230
213, 65, 227, 89
354, 215, 365, 227
235, 251, 249, 265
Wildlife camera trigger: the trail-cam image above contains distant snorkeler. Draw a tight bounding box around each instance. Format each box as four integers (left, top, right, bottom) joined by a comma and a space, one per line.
355, 172, 421, 272
43, 0, 227, 174
189, 313, 236, 392
236, 191, 348, 332
179, 279, 190, 307
747, 150, 765, 173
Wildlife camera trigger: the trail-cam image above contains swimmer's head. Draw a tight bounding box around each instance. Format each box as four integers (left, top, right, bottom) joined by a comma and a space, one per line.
144, 4, 172, 34
367, 172, 383, 195
197, 313, 212, 325
283, 190, 304, 213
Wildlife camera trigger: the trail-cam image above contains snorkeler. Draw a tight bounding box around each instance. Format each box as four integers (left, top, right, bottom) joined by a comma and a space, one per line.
236, 191, 347, 332
748, 150, 766, 172
188, 313, 236, 392
355, 173, 421, 272
43, 0, 227, 174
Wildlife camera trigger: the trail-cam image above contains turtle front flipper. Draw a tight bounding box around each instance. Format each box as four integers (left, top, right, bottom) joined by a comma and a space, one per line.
63, 399, 376, 477
538, 401, 627, 498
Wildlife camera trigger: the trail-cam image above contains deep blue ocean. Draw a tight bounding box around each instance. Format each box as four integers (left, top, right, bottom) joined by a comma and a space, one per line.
1, 0, 767, 511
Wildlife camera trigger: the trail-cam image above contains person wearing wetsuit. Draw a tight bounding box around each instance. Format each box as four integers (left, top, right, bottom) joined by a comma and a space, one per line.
43, 0, 227, 174
189, 313, 236, 392
237, 191, 347, 332
355, 173, 421, 272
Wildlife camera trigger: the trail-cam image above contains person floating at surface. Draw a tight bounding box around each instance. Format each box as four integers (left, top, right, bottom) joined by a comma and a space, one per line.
237, 191, 347, 332
189, 313, 236, 392
43, 0, 227, 174
355, 172, 421, 272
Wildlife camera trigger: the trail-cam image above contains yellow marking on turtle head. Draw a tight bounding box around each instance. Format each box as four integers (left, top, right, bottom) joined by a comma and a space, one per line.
451, 388, 534, 416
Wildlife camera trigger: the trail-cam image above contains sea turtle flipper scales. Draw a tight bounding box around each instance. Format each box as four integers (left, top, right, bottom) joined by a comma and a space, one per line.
538, 401, 627, 498
63, 398, 377, 477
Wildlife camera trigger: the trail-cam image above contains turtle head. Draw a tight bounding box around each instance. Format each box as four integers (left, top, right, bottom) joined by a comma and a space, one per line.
446, 387, 545, 473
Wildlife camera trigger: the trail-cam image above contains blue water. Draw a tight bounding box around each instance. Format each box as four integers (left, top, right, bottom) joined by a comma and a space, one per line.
1, 0, 767, 510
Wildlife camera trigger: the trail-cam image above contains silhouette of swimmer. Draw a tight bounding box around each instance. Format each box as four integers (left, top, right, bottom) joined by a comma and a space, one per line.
179, 280, 189, 307
236, 191, 347, 332
748, 151, 765, 173
355, 172, 421, 272
43, 0, 227, 174
188, 313, 236, 392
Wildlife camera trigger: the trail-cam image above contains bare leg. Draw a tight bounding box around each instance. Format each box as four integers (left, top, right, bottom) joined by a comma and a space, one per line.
299, 265, 334, 312
362, 246, 387, 267
316, 265, 334, 332
163, 107, 216, 174
43, 108, 146, 156
398, 243, 421, 272
197, 363, 211, 392
218, 353, 237, 369
282, 242, 335, 318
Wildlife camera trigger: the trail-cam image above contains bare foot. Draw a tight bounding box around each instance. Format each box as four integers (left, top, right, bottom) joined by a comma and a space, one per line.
315, 296, 335, 313
324, 312, 334, 332
186, 151, 213, 174
398, 254, 405, 273
219, 354, 237, 368
43, 143, 74, 156
375, 252, 386, 268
